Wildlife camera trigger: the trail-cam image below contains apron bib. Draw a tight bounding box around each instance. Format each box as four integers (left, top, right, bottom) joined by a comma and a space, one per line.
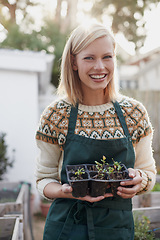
43, 101, 135, 240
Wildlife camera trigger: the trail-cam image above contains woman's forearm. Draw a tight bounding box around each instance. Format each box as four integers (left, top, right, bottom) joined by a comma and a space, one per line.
43, 182, 73, 199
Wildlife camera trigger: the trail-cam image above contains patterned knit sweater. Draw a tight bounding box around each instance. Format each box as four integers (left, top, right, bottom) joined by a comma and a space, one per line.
35, 95, 156, 198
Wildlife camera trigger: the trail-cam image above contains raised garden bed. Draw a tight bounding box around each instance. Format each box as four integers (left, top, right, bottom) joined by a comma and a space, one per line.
133, 190, 160, 238
0, 181, 34, 240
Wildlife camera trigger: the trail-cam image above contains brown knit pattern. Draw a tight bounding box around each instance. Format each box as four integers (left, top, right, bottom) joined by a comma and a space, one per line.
36, 98, 152, 150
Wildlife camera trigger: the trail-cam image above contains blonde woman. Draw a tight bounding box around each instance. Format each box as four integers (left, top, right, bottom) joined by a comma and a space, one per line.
35, 22, 156, 240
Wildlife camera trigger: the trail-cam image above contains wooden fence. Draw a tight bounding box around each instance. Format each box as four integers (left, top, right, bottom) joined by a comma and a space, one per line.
121, 90, 160, 167
132, 175, 160, 230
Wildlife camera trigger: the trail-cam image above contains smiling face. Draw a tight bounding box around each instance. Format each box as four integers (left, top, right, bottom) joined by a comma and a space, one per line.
72, 36, 115, 104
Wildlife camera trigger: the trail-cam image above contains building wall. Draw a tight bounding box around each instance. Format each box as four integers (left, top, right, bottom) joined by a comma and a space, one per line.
0, 69, 39, 192
139, 65, 160, 91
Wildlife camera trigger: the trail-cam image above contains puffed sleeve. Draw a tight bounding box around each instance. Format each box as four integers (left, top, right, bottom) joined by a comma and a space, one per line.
134, 133, 156, 194
35, 139, 62, 198
133, 102, 156, 194
35, 102, 63, 198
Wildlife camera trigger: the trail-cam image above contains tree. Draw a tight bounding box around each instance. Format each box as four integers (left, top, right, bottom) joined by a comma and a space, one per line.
0, 0, 38, 30
54, 0, 78, 33
0, 1, 72, 87
91, 0, 160, 50
0, 20, 68, 87
0, 133, 14, 180
40, 19, 69, 87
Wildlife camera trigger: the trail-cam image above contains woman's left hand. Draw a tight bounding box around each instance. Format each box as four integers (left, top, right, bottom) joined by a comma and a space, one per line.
117, 168, 142, 199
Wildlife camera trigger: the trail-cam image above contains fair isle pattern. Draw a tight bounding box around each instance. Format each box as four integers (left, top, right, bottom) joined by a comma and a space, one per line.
36, 98, 152, 150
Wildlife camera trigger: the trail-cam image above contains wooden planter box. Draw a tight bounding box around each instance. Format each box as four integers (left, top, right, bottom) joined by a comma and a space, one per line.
133, 192, 160, 229
0, 181, 33, 240
0, 215, 23, 240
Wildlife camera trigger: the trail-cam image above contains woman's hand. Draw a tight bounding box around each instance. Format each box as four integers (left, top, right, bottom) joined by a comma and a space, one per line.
116, 168, 142, 199
61, 184, 113, 203
77, 193, 113, 203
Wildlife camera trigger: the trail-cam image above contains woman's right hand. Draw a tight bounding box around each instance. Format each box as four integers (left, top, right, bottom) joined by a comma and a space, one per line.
44, 182, 113, 202
61, 183, 113, 203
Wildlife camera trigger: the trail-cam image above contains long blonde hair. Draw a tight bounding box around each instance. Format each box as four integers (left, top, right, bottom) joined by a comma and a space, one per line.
58, 22, 118, 106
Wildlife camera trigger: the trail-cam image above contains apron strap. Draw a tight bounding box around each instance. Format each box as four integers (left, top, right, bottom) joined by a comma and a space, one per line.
85, 205, 95, 240
113, 101, 131, 138
58, 201, 76, 240
67, 103, 78, 137
58, 200, 95, 240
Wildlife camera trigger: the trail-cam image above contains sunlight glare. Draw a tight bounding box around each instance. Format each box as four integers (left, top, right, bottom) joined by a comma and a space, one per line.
61, 1, 67, 18
140, 2, 160, 53
77, 13, 97, 27
115, 33, 135, 56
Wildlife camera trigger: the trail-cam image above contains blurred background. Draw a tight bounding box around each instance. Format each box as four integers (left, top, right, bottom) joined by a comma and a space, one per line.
0, 1, 160, 239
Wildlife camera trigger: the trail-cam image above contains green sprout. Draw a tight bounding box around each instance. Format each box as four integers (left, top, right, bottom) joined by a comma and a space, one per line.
74, 168, 85, 180
112, 158, 122, 172
94, 156, 108, 179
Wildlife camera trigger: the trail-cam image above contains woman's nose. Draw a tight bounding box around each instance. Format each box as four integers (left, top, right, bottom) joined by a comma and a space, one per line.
94, 59, 105, 70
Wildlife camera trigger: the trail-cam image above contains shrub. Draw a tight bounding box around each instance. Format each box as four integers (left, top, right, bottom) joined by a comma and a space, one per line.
134, 212, 155, 240
0, 133, 14, 180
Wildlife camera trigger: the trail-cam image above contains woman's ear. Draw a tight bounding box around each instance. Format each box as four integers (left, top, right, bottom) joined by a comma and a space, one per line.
71, 54, 78, 71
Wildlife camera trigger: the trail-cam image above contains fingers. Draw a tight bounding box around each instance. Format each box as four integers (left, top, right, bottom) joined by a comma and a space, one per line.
128, 168, 136, 178
117, 185, 138, 199
78, 195, 105, 203
117, 169, 143, 199
61, 184, 72, 193
61, 183, 113, 202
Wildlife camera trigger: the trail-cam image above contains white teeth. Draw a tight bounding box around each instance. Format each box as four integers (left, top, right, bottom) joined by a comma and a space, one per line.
90, 74, 106, 79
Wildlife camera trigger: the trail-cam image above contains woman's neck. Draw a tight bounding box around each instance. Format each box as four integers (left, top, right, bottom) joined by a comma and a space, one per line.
81, 89, 110, 106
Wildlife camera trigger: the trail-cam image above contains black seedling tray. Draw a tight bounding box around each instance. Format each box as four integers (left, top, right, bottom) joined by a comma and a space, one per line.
66, 163, 132, 198
66, 164, 89, 197
89, 171, 110, 197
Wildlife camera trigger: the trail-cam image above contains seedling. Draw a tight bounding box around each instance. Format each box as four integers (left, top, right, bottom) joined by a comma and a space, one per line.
108, 158, 122, 174
112, 158, 122, 172
74, 168, 85, 180
94, 156, 109, 180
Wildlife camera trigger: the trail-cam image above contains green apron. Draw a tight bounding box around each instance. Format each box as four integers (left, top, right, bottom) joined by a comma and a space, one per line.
43, 101, 135, 240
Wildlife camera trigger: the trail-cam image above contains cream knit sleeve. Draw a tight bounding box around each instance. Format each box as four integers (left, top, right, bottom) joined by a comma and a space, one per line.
35, 139, 62, 198
134, 132, 157, 194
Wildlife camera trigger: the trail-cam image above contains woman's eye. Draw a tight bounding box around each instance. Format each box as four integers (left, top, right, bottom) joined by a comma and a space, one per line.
104, 55, 112, 59
84, 57, 93, 60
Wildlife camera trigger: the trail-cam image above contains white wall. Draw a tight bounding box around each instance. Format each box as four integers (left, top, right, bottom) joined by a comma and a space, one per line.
0, 69, 38, 192
139, 65, 160, 91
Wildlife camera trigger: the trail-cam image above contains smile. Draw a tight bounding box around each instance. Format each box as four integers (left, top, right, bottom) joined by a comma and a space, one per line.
90, 74, 107, 80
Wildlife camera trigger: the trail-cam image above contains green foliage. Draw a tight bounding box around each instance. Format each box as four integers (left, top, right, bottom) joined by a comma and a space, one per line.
95, 156, 108, 179
134, 213, 155, 240
108, 158, 122, 173
91, 0, 160, 50
152, 182, 160, 192
40, 20, 68, 87
0, 24, 47, 51
0, 133, 14, 180
0, 20, 68, 87
74, 168, 85, 180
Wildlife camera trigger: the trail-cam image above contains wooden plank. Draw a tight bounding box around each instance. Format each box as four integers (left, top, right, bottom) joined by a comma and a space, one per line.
0, 184, 28, 217
133, 206, 160, 223
0, 216, 16, 238
11, 215, 23, 240
121, 90, 160, 166
0, 183, 32, 240
0, 202, 22, 217
151, 192, 160, 206
16, 184, 28, 204
132, 192, 160, 208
